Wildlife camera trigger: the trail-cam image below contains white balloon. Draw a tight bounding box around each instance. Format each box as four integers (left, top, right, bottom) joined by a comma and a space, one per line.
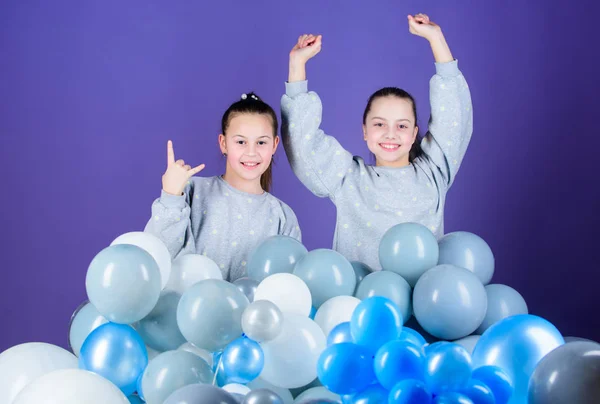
0, 342, 78, 403
453, 335, 480, 355
314, 296, 361, 337
13, 368, 128, 404
177, 342, 213, 367
111, 231, 171, 289
260, 313, 326, 389
167, 254, 222, 293
223, 383, 251, 395
254, 273, 312, 316
247, 378, 294, 404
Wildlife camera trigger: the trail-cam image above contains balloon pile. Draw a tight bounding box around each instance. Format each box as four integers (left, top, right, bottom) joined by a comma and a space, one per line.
0, 224, 599, 404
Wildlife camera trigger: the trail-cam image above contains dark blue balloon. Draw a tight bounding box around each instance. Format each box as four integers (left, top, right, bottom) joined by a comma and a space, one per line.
350, 297, 402, 353
460, 379, 495, 404
327, 322, 353, 346
398, 327, 427, 349
222, 336, 264, 384
388, 379, 432, 404
317, 343, 375, 395
472, 366, 513, 404
374, 341, 425, 390
433, 392, 474, 404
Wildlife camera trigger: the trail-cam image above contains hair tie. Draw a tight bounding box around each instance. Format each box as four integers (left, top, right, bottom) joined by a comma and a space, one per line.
241, 93, 259, 101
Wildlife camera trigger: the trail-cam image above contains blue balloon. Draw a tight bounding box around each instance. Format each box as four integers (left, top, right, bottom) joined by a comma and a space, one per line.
378, 223, 439, 287
346, 384, 388, 404
79, 322, 148, 396
460, 379, 495, 404
433, 392, 474, 404
68, 301, 108, 357
309, 306, 317, 320
354, 270, 412, 323
222, 336, 264, 384
413, 265, 487, 340
398, 327, 427, 349
317, 343, 375, 395
327, 322, 353, 346
475, 284, 528, 335
471, 366, 513, 404
424, 342, 472, 395
472, 314, 563, 403
294, 249, 356, 308
248, 235, 308, 282
85, 244, 161, 324
350, 296, 403, 353
375, 341, 425, 390
214, 356, 234, 387
437, 231, 495, 285
388, 379, 432, 404
128, 395, 144, 404
134, 290, 186, 352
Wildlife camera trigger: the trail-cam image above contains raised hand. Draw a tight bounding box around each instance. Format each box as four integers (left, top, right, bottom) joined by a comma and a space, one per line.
407, 14, 442, 41
288, 34, 322, 83
162, 140, 205, 196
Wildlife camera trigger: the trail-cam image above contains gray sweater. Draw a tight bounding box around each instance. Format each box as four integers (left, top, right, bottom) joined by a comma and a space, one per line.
144, 176, 301, 281
281, 60, 472, 270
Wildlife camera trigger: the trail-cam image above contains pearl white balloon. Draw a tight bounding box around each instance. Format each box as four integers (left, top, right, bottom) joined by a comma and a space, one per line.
167, 254, 222, 293
13, 368, 129, 404
314, 296, 361, 337
0, 342, 78, 404
111, 231, 171, 289
253, 273, 312, 316
223, 383, 251, 396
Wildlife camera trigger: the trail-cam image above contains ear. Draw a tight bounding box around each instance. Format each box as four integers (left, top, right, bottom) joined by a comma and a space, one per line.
272, 135, 280, 153
411, 126, 419, 143
218, 134, 227, 155
362, 124, 368, 141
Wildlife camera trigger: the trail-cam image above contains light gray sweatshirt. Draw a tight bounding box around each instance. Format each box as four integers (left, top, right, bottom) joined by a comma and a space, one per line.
281, 60, 472, 270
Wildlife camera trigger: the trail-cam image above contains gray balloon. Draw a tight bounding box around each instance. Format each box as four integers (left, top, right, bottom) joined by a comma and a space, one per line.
354, 270, 412, 322
177, 279, 249, 351
163, 383, 239, 404
242, 300, 283, 342
564, 336, 597, 343
248, 236, 308, 282
475, 284, 528, 334
528, 341, 600, 404
294, 386, 341, 403
134, 290, 186, 352
350, 261, 374, 292
438, 231, 495, 285
243, 389, 284, 404
234, 277, 260, 303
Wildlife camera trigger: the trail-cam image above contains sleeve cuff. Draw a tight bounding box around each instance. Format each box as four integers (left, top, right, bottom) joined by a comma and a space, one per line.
159, 190, 186, 208
285, 80, 308, 97
435, 59, 460, 77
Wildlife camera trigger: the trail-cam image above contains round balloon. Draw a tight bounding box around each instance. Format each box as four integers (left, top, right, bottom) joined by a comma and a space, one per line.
111, 231, 171, 289
260, 313, 326, 389
327, 322, 353, 346
253, 273, 312, 316
134, 290, 186, 351
222, 336, 264, 384
375, 340, 425, 390
528, 341, 600, 404
294, 387, 341, 403
0, 343, 78, 403
248, 235, 308, 282
378, 223, 439, 287
452, 335, 480, 356
354, 270, 412, 323
350, 261, 374, 291
167, 253, 222, 293
234, 277, 260, 302
177, 279, 249, 351
242, 300, 284, 342
476, 284, 528, 334
163, 384, 238, 404
317, 342, 375, 395
86, 244, 161, 323
413, 265, 487, 340
244, 388, 284, 404
471, 366, 513, 404
389, 379, 432, 404
293, 249, 356, 308
424, 342, 472, 395
472, 314, 564, 403
178, 342, 213, 367
224, 383, 252, 396
68, 301, 108, 357
314, 295, 361, 337
460, 379, 495, 404
433, 392, 474, 404
351, 296, 403, 353
247, 378, 294, 404
437, 231, 495, 285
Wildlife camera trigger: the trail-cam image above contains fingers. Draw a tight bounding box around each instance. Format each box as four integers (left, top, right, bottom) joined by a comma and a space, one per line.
176, 159, 185, 167
187, 164, 206, 177
183, 164, 191, 171
167, 140, 175, 165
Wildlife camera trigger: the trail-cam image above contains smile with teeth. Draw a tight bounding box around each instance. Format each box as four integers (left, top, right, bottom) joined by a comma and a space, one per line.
380, 143, 400, 151
241, 162, 261, 169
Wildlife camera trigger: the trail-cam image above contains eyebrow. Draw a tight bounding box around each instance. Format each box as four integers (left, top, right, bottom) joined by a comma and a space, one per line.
371, 117, 412, 123
232, 134, 272, 139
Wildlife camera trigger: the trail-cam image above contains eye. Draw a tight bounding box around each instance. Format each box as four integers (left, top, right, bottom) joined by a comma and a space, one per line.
399, 124, 408, 129
236, 140, 245, 145
258, 141, 268, 145
374, 123, 384, 127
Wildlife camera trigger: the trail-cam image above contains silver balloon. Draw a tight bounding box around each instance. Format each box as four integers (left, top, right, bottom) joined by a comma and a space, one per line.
243, 388, 284, 404
242, 300, 283, 342
234, 277, 260, 303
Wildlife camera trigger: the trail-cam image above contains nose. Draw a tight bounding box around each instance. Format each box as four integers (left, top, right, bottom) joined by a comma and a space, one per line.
246, 144, 257, 156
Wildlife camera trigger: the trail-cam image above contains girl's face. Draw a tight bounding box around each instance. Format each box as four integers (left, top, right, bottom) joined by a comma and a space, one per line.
219, 113, 279, 188
363, 96, 418, 167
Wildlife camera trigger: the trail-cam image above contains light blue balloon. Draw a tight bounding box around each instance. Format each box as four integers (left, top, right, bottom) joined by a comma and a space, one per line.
438, 232, 495, 285
222, 336, 264, 384
79, 322, 148, 396
424, 342, 472, 396
375, 341, 425, 390
378, 223, 439, 287
248, 236, 308, 282
177, 279, 249, 351
134, 290, 186, 352
476, 284, 528, 334
234, 277, 260, 302
413, 265, 487, 340
354, 271, 412, 323
163, 384, 238, 404
68, 301, 107, 357
433, 392, 474, 404
398, 327, 427, 349
346, 384, 388, 404
388, 379, 432, 404
472, 314, 564, 403
350, 261, 373, 292
85, 244, 161, 324
472, 366, 513, 404
293, 249, 356, 308
140, 350, 214, 403
294, 386, 341, 403
351, 296, 402, 354
327, 322, 353, 346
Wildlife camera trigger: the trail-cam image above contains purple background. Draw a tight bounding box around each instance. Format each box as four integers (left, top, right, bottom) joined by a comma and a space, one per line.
1, 1, 599, 352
